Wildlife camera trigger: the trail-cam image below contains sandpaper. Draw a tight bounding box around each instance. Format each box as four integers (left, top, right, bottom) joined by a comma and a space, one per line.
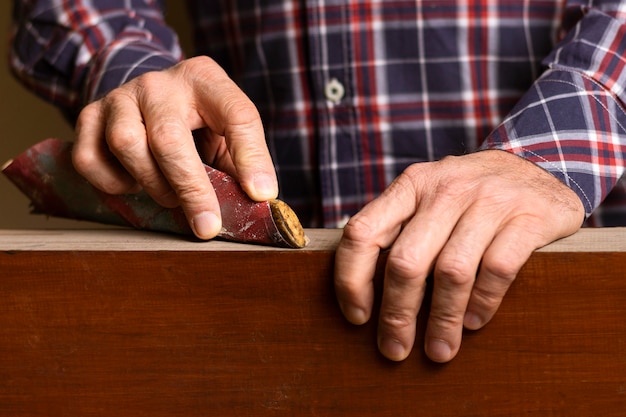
2, 138, 307, 248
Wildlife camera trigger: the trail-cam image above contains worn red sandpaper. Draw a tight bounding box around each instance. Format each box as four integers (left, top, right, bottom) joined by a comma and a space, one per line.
2, 138, 300, 248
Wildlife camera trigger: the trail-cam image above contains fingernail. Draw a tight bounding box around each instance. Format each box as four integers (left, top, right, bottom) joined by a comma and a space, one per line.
191, 212, 221, 239
464, 312, 483, 329
379, 337, 407, 361
253, 173, 278, 200
342, 304, 368, 325
426, 339, 452, 363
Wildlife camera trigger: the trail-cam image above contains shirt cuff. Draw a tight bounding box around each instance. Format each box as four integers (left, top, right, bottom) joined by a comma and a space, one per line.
480, 68, 626, 218
83, 38, 182, 106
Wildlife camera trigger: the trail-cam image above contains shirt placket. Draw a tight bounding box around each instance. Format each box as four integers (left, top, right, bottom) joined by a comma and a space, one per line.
305, 1, 363, 228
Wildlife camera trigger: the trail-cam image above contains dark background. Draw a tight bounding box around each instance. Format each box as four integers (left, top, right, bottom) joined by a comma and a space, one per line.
0, 1, 192, 229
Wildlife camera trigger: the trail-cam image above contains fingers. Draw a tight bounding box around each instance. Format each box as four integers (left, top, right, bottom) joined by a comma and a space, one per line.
463, 221, 542, 331
377, 178, 472, 362
335, 152, 585, 364
194, 128, 237, 176
75, 76, 222, 239
344, 196, 514, 364
335, 216, 396, 326
138, 79, 223, 238
73, 101, 141, 195
424, 208, 503, 362
183, 57, 278, 201
336, 166, 459, 361
104, 88, 179, 208
73, 56, 278, 240
219, 102, 278, 201
377, 221, 435, 361
461, 162, 585, 332
335, 172, 423, 327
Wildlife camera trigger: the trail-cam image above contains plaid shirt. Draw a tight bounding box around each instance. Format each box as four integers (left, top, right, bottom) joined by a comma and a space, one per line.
10, 0, 626, 228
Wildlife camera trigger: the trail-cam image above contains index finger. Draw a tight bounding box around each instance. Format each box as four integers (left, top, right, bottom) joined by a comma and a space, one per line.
334, 173, 419, 325
184, 57, 278, 202
141, 93, 222, 240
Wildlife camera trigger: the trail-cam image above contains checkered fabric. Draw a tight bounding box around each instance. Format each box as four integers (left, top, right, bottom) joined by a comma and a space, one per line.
10, 1, 626, 227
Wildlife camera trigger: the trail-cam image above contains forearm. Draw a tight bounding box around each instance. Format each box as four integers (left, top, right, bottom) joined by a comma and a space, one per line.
9, 0, 184, 121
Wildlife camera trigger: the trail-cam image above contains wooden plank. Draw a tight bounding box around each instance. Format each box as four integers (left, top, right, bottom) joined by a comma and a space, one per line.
1, 227, 625, 252
0, 228, 340, 252
0, 228, 625, 416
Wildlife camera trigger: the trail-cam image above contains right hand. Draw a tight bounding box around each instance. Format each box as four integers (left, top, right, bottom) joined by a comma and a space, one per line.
73, 56, 278, 239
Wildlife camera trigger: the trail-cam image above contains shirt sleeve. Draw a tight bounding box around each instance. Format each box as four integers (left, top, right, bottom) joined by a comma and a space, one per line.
480, 2, 626, 219
9, 0, 184, 121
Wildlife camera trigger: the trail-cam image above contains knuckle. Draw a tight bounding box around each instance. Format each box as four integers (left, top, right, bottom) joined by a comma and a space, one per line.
482, 257, 518, 283
71, 146, 97, 176
388, 165, 421, 194
101, 86, 139, 109
379, 310, 415, 331
470, 284, 503, 312
175, 181, 212, 207
386, 249, 427, 281
179, 55, 219, 76
76, 103, 100, 128
71, 145, 133, 195
401, 162, 425, 179
125, 71, 174, 108
131, 70, 165, 93
148, 123, 188, 158
435, 257, 476, 287
342, 215, 375, 243
333, 274, 361, 299
106, 123, 144, 153
223, 98, 260, 128
429, 308, 465, 330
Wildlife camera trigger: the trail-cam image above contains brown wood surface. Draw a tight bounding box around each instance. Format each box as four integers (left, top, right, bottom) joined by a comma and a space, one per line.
0, 228, 625, 416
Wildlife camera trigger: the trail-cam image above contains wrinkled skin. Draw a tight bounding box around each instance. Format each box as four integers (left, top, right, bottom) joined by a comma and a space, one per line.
73, 56, 278, 239
334, 150, 584, 362
73, 56, 585, 362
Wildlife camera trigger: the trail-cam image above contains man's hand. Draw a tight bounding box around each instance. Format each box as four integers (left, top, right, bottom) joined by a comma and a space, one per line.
73, 56, 278, 239
334, 150, 584, 363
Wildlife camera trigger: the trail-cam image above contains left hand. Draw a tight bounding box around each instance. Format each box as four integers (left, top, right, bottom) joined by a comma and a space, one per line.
334, 150, 584, 363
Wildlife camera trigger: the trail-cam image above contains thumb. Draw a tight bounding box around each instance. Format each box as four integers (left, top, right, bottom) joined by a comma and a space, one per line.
185, 56, 278, 202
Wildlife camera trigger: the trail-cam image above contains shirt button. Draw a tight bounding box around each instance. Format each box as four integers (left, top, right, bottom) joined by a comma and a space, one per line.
324, 78, 345, 104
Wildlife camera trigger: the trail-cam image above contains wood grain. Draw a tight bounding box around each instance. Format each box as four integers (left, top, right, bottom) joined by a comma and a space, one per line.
1, 228, 625, 416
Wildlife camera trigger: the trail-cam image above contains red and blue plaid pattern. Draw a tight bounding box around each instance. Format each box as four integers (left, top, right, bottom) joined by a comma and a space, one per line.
10, 1, 626, 227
